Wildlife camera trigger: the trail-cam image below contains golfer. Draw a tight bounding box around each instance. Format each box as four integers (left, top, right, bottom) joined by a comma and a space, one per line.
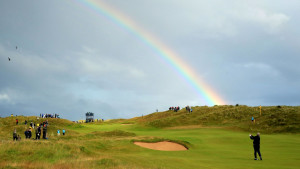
249, 133, 262, 160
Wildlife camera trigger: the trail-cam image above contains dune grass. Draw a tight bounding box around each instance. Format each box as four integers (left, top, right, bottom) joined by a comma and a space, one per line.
0, 106, 299, 168
134, 105, 300, 133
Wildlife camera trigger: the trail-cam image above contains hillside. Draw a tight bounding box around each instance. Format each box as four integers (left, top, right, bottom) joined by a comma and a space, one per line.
0, 116, 82, 140
131, 105, 300, 133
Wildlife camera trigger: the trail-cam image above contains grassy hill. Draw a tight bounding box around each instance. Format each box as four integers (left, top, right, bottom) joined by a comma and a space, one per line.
0, 116, 83, 140
131, 105, 300, 133
0, 109, 299, 169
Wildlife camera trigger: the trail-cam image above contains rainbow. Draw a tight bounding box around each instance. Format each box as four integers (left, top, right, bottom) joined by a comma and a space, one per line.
73, 0, 225, 105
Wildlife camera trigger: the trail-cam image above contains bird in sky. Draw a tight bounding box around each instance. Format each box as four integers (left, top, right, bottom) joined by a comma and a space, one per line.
16, 46, 18, 50
8, 57, 11, 61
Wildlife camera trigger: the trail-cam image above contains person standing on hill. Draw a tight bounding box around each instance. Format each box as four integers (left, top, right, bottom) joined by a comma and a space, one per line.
250, 133, 262, 160
35, 126, 39, 140
36, 124, 41, 140
13, 129, 18, 141
57, 129, 60, 136
62, 129, 65, 136
251, 117, 255, 123
16, 119, 18, 125
24, 129, 28, 139
43, 124, 47, 139
29, 127, 32, 139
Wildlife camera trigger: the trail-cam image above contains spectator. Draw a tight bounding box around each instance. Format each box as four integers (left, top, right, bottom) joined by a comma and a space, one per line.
24, 129, 28, 139
13, 129, 18, 141
36, 124, 41, 140
28, 127, 32, 139
43, 124, 47, 139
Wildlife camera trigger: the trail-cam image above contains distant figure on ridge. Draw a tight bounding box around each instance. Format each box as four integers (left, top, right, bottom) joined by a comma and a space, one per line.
249, 133, 262, 160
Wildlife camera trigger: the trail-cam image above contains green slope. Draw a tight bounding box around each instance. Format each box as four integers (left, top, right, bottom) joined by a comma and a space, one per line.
132, 105, 300, 133
0, 116, 82, 140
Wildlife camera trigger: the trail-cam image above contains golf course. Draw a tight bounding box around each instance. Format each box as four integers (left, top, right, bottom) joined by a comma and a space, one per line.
0, 105, 299, 169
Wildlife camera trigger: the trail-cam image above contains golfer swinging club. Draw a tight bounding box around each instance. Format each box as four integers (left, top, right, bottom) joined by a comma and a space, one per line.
249, 133, 262, 160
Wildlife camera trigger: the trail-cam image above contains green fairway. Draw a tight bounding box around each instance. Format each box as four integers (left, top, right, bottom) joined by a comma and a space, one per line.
1, 118, 299, 169
79, 123, 300, 169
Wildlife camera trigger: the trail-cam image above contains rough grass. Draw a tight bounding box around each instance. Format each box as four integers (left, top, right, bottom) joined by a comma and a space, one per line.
135, 105, 300, 133
95, 130, 136, 137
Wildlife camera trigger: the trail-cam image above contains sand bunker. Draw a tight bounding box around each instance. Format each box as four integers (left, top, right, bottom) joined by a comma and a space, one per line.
134, 141, 188, 151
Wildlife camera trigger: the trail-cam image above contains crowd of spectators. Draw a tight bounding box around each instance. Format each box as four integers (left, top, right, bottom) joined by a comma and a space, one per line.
12, 118, 67, 141
40, 113, 60, 118
169, 106, 180, 112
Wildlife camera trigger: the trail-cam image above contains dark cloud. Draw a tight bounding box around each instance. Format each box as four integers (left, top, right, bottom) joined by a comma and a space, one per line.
0, 0, 299, 120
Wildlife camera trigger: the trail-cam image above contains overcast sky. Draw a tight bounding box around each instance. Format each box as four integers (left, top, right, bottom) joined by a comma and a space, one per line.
0, 0, 299, 121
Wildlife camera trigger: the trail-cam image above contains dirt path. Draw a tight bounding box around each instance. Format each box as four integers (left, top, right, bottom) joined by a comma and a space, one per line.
134, 141, 187, 151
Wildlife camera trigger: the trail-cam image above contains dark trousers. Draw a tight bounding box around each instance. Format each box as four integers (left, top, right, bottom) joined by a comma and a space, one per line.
36, 133, 40, 140
254, 146, 262, 159
13, 136, 18, 141
43, 131, 47, 139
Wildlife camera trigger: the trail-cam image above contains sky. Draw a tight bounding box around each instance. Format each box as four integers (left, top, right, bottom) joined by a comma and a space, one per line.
0, 0, 299, 121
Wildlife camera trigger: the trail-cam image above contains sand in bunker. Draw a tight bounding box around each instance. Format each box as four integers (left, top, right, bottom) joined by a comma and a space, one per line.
134, 141, 187, 151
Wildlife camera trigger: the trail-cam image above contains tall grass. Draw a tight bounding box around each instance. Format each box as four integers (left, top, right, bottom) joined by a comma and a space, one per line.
134, 105, 300, 133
